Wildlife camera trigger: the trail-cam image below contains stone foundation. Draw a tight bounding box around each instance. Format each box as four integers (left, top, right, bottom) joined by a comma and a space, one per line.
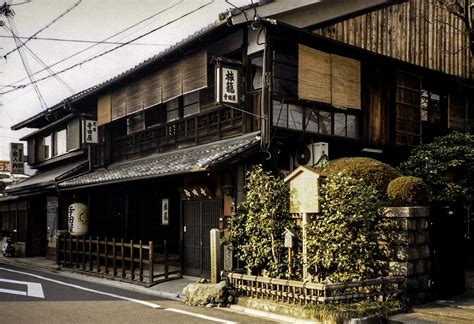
384, 206, 431, 305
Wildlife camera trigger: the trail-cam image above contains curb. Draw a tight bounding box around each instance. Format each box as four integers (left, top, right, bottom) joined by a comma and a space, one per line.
228, 304, 318, 323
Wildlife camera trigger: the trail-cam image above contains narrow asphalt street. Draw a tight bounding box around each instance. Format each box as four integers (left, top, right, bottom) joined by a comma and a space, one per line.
0, 263, 275, 324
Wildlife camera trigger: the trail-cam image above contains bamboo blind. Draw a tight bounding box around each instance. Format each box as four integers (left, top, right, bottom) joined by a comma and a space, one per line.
331, 54, 361, 109
97, 93, 112, 126
126, 79, 145, 115
161, 63, 182, 102
182, 50, 208, 94
111, 87, 127, 121
143, 72, 162, 109
298, 44, 331, 104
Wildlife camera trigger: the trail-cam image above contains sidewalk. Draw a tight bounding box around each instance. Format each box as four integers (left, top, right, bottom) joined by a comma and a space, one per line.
0, 255, 194, 301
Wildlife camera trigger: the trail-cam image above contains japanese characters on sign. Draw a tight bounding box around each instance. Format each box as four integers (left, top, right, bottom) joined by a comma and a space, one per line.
220, 67, 239, 104
0, 161, 10, 172
10, 143, 24, 174
82, 119, 98, 144
162, 198, 169, 225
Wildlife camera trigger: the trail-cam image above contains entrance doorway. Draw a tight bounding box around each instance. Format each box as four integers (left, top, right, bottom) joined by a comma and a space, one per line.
183, 199, 221, 277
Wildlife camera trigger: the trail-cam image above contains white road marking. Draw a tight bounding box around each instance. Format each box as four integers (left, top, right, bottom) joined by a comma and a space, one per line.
0, 288, 27, 296
0, 267, 160, 308
165, 308, 238, 324
0, 278, 44, 298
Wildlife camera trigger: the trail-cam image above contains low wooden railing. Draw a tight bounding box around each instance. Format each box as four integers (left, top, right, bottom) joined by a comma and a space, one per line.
225, 272, 405, 305
57, 235, 181, 286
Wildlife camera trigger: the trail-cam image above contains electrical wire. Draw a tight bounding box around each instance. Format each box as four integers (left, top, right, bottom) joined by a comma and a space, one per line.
1, 0, 184, 93
3, 24, 75, 94
6, 16, 47, 110
3, 0, 82, 58
0, 35, 170, 46
0, 1, 212, 94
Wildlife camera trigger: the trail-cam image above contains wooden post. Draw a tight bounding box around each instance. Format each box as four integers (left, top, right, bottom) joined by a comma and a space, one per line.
56, 235, 61, 266
302, 212, 309, 280
288, 247, 293, 278
96, 236, 100, 273
63, 236, 67, 267
104, 237, 108, 274
89, 236, 93, 271
130, 240, 134, 280
75, 237, 79, 268
139, 240, 143, 282
68, 235, 72, 267
121, 239, 125, 278
148, 241, 154, 285
164, 240, 168, 279
112, 238, 117, 277
82, 235, 86, 270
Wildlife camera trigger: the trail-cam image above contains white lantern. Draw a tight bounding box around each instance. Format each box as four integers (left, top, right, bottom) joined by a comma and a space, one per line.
68, 203, 89, 236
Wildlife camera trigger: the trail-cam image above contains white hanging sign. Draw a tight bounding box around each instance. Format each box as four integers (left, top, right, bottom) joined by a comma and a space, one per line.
82, 119, 98, 144
219, 67, 239, 104
10, 143, 24, 174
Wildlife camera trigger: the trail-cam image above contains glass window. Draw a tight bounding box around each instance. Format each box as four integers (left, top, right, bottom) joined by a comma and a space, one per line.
421, 90, 442, 124
128, 112, 144, 134
347, 114, 359, 138
43, 135, 52, 160
54, 129, 67, 156
166, 98, 180, 121
250, 55, 263, 90
305, 109, 319, 133
183, 91, 199, 117
288, 104, 303, 130
319, 111, 332, 135
334, 113, 346, 136
272, 100, 288, 127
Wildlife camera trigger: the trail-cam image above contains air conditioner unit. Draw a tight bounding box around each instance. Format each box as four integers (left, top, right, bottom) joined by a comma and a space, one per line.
294, 142, 329, 168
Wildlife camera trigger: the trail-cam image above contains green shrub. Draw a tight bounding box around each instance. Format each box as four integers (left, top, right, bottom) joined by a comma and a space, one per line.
322, 157, 401, 195
387, 176, 429, 206
223, 165, 299, 278
307, 173, 388, 282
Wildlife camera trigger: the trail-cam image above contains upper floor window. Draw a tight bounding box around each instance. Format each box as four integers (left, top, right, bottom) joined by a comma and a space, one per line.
43, 135, 52, 160
54, 129, 67, 156
128, 112, 144, 134
183, 91, 199, 117
166, 98, 180, 122
250, 55, 263, 91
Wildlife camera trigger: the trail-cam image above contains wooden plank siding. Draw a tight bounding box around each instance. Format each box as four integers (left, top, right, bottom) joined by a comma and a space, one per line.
313, 0, 473, 79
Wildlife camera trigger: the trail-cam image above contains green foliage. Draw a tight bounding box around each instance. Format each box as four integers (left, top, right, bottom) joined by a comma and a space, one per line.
307, 173, 388, 282
304, 300, 404, 324
322, 157, 401, 195
399, 131, 474, 204
387, 176, 429, 206
224, 166, 299, 277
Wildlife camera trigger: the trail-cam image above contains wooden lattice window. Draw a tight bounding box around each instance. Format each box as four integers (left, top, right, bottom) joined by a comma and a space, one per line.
395, 71, 421, 146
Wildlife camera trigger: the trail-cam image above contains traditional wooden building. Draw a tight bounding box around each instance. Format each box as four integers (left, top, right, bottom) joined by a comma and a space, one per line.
4, 0, 472, 282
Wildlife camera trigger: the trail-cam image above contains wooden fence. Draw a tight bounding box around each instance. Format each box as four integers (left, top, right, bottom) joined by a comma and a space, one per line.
226, 272, 405, 305
57, 235, 181, 286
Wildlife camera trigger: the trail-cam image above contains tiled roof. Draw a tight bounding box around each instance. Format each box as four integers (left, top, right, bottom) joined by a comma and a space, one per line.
59, 132, 261, 189
7, 160, 88, 194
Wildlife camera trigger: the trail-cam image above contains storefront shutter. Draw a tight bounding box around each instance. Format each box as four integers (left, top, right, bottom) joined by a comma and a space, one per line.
331, 54, 361, 109
298, 44, 331, 104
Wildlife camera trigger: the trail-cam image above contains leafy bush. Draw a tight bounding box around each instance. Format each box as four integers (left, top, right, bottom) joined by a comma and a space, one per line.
322, 157, 401, 195
224, 166, 299, 277
387, 176, 429, 206
399, 131, 474, 204
307, 173, 388, 282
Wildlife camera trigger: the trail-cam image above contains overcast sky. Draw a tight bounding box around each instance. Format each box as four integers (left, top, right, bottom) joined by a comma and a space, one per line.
0, 0, 251, 160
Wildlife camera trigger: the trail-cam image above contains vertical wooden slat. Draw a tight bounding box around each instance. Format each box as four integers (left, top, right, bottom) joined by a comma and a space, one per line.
149, 241, 154, 285
96, 236, 100, 273
164, 240, 169, 279
139, 240, 143, 282
112, 238, 117, 277
121, 239, 125, 278
69, 236, 72, 267
104, 237, 108, 274
82, 235, 86, 271
130, 240, 135, 281
75, 237, 79, 268
89, 236, 93, 271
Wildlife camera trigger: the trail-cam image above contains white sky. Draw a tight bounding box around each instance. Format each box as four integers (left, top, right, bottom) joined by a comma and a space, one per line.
0, 0, 251, 160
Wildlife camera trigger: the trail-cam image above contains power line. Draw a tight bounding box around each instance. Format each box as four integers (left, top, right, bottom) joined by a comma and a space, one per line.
1, 1, 213, 94
3, 0, 82, 58
1, 0, 183, 93
3, 24, 75, 94
0, 34, 170, 46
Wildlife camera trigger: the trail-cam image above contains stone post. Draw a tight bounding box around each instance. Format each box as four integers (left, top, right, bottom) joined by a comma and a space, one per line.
385, 206, 431, 305
210, 228, 221, 284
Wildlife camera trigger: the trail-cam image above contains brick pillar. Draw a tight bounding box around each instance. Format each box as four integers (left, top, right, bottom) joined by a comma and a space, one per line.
384, 206, 431, 305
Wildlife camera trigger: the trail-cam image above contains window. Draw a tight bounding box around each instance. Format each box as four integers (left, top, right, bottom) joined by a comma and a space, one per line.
43, 135, 52, 160
421, 90, 442, 125
127, 111, 144, 134
67, 119, 80, 151
54, 129, 67, 156
272, 41, 298, 97
166, 98, 180, 121
273, 100, 359, 139
395, 71, 421, 145
250, 55, 263, 90
183, 91, 199, 117
145, 104, 166, 127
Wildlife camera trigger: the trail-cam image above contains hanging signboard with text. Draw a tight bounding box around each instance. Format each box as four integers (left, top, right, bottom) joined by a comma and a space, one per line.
10, 143, 24, 174
82, 119, 98, 144
217, 65, 240, 105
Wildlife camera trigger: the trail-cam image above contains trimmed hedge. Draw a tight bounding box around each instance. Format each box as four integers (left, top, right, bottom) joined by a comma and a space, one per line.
322, 157, 401, 194
387, 176, 429, 206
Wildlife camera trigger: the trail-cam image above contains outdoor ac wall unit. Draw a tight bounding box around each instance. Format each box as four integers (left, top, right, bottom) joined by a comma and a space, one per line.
294, 142, 329, 168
